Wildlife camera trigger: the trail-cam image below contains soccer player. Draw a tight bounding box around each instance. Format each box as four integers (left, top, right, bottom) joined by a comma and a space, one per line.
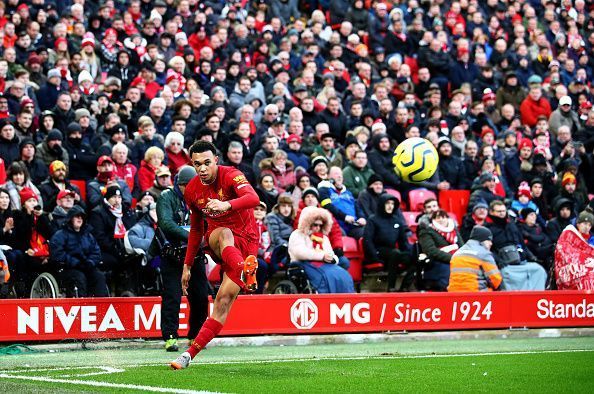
170, 141, 260, 370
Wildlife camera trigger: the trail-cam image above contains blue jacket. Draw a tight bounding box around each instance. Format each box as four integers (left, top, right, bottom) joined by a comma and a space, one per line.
318, 180, 364, 232
49, 214, 102, 270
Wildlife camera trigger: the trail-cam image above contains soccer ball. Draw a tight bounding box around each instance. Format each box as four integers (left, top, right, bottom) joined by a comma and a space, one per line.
392, 137, 439, 183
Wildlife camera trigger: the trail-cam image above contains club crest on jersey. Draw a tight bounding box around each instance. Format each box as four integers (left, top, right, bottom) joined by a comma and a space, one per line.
233, 175, 247, 184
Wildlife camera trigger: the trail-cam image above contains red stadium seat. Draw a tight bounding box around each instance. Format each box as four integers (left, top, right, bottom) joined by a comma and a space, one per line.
408, 189, 437, 212
70, 179, 87, 202
343, 236, 363, 283
447, 212, 458, 224
439, 190, 470, 226
357, 238, 384, 273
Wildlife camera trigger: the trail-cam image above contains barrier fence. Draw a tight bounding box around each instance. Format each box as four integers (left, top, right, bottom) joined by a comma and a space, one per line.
1, 291, 593, 342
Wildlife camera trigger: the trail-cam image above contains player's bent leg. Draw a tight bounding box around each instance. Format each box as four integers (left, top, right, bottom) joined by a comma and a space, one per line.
170, 275, 241, 370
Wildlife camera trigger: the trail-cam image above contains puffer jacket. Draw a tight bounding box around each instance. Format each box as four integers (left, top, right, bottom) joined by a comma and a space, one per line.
259, 158, 296, 194
49, 206, 102, 269
128, 213, 156, 259
363, 194, 410, 262
35, 140, 69, 166
265, 209, 294, 249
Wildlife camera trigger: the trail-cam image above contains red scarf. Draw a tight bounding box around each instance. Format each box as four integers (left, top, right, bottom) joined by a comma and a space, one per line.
311, 232, 324, 250
431, 220, 458, 246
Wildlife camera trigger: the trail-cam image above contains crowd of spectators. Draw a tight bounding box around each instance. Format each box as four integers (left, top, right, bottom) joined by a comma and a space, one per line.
1, 0, 594, 297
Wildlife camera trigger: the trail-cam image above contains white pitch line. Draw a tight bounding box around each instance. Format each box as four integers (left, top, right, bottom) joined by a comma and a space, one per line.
2, 348, 592, 374
58, 366, 125, 378
0, 373, 220, 394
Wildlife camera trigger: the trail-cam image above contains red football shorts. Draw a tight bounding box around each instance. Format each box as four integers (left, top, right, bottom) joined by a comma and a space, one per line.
205, 232, 258, 289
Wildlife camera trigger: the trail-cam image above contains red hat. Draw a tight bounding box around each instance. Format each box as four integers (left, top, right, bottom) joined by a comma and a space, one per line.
580, 101, 593, 110
562, 172, 577, 187
517, 181, 532, 199
19, 187, 38, 205
17, 3, 28, 12
97, 155, 115, 166
104, 28, 117, 38
166, 69, 180, 84
54, 37, 68, 49
81, 37, 95, 48
482, 88, 496, 102
130, 76, 146, 88
57, 189, 76, 202
518, 138, 533, 151
287, 134, 302, 144
20, 97, 34, 109
480, 127, 495, 139
27, 53, 42, 65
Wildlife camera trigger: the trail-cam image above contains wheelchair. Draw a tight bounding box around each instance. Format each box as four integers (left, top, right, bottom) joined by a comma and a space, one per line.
271, 263, 317, 294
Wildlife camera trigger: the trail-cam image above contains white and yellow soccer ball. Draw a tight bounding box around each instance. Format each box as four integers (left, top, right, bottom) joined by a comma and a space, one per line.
392, 137, 439, 183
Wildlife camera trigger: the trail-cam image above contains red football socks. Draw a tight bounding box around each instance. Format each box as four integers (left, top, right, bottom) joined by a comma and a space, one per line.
187, 318, 223, 359
221, 245, 244, 268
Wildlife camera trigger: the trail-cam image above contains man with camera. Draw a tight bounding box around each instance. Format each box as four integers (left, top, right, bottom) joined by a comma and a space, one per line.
151, 165, 209, 352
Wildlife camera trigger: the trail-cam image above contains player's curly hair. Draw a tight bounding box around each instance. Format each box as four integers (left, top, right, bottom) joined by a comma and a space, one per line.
189, 140, 217, 156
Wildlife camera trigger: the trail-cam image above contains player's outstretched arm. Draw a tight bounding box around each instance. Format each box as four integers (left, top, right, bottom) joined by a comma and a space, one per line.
228, 172, 260, 211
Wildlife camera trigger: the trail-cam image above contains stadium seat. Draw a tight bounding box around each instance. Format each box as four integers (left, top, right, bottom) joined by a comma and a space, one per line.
343, 236, 363, 284
357, 238, 384, 273
401, 211, 419, 243
385, 188, 406, 210
438, 190, 470, 226
70, 179, 87, 202
408, 188, 437, 212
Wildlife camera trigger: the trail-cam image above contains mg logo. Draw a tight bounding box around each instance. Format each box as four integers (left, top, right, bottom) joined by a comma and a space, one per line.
290, 298, 318, 330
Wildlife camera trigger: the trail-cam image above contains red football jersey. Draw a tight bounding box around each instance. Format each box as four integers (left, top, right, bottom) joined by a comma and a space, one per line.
183, 165, 259, 266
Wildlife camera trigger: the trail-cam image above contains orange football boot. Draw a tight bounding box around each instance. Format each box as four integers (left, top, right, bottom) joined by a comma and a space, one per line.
242, 255, 258, 292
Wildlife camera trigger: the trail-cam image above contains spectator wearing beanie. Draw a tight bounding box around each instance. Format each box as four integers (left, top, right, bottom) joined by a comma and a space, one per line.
63, 122, 97, 181
38, 160, 84, 213
88, 185, 137, 294
503, 138, 533, 192
18, 138, 49, 185
448, 225, 502, 292
36, 129, 69, 166
37, 69, 63, 112
518, 207, 554, 268
284, 133, 310, 171
96, 123, 129, 158
576, 211, 594, 246
468, 172, 504, 212
358, 173, 385, 218
496, 71, 527, 111
367, 134, 402, 190
551, 171, 587, 215
511, 181, 540, 219
546, 198, 576, 241
0, 119, 20, 167
460, 200, 489, 242
437, 137, 467, 189
343, 149, 375, 198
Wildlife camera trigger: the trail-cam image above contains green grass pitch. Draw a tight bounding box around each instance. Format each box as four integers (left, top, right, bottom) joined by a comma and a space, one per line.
1, 337, 593, 393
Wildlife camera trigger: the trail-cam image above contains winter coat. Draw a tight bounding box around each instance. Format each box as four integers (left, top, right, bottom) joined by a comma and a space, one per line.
438, 155, 466, 189
342, 162, 375, 198
548, 108, 581, 136
49, 208, 102, 269
0, 134, 20, 167
88, 200, 137, 254
12, 210, 53, 252
357, 188, 382, 218
129, 134, 165, 167
270, 0, 300, 25
127, 213, 156, 257
166, 148, 190, 176
259, 158, 296, 194
49, 205, 69, 233
294, 206, 344, 251
149, 187, 189, 257
63, 139, 96, 180
318, 179, 364, 232
35, 141, 69, 166
288, 207, 333, 262
87, 178, 133, 207
367, 137, 401, 189
5, 180, 43, 211
285, 149, 310, 172
418, 222, 463, 265
38, 179, 83, 213
22, 158, 49, 185
363, 194, 410, 262
449, 61, 479, 90
520, 96, 552, 127
496, 85, 527, 111
485, 215, 537, 263
545, 198, 576, 241
265, 210, 294, 249
519, 222, 553, 258
319, 108, 348, 142
138, 160, 160, 192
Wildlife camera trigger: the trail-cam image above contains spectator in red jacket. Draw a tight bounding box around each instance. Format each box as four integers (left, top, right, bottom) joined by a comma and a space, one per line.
520, 80, 552, 127
137, 147, 165, 192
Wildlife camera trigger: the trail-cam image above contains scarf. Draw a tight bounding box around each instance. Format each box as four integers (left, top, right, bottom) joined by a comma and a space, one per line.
310, 232, 325, 251
97, 171, 114, 183
431, 219, 458, 247
106, 199, 126, 239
